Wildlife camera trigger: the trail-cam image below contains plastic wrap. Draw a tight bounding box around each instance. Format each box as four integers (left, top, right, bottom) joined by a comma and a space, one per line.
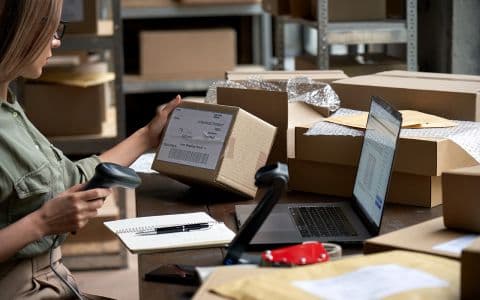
306, 108, 480, 163
205, 76, 340, 113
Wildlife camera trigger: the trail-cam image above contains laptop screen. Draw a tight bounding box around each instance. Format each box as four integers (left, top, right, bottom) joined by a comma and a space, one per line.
353, 97, 402, 227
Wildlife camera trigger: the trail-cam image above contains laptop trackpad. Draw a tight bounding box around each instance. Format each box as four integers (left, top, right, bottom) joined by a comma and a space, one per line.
236, 206, 302, 244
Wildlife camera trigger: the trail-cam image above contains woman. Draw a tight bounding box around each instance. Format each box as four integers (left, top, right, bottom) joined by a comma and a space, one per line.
0, 1, 181, 298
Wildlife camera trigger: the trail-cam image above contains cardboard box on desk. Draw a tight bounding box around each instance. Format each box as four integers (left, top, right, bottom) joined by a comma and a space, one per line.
332, 70, 480, 121
290, 126, 478, 207
151, 102, 276, 198
443, 165, 480, 233
218, 70, 347, 163
62, 0, 113, 35
461, 238, 480, 299
364, 217, 480, 260
24, 72, 114, 136
140, 29, 236, 80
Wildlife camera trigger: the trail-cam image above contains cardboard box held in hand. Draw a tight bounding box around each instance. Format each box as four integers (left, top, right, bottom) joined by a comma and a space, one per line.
151, 102, 276, 198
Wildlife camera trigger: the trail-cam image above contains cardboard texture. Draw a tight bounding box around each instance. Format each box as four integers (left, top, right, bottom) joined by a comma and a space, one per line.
122, 0, 176, 7
24, 83, 108, 136
262, 0, 290, 16
332, 70, 480, 121
151, 102, 276, 197
140, 29, 236, 80
443, 165, 480, 233
288, 159, 443, 207
62, 0, 113, 35
364, 217, 476, 259
212, 251, 459, 300
461, 238, 480, 300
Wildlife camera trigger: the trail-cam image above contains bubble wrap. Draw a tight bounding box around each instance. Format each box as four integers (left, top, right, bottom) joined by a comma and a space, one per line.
205, 76, 340, 113
306, 108, 480, 163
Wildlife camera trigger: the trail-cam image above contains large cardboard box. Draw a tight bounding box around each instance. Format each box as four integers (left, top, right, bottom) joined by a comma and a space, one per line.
288, 159, 443, 207
151, 102, 276, 197
461, 238, 480, 299
62, 0, 113, 36
332, 70, 480, 121
218, 70, 348, 163
179, 0, 260, 4
262, 0, 290, 16
443, 165, 480, 233
24, 82, 109, 136
364, 217, 480, 260
291, 125, 477, 207
122, 0, 176, 7
140, 29, 236, 80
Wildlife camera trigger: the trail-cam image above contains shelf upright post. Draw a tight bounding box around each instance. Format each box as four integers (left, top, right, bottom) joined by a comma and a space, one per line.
406, 0, 418, 71
274, 16, 286, 70
317, 0, 329, 70
112, 0, 126, 142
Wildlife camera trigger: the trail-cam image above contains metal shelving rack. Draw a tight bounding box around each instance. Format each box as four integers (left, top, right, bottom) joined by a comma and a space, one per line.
121, 3, 272, 94
275, 0, 418, 71
49, 0, 126, 154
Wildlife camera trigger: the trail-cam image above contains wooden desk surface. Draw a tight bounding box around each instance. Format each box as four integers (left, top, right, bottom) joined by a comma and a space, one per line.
135, 174, 443, 300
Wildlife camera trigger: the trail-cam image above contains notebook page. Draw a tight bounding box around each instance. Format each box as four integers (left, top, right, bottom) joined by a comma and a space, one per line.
104, 212, 235, 254
104, 212, 215, 234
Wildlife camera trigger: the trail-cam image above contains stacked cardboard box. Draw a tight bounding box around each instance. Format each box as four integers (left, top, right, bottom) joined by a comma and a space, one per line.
140, 29, 236, 80
62, 0, 113, 36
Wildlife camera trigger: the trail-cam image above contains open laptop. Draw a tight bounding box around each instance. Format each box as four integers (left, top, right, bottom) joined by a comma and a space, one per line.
236, 96, 403, 246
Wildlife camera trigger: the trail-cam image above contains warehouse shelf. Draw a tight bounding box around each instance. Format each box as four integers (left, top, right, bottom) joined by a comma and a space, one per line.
274, 0, 418, 71
124, 76, 215, 94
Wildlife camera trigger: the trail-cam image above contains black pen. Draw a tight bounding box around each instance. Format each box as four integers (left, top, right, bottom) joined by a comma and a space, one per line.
136, 222, 212, 235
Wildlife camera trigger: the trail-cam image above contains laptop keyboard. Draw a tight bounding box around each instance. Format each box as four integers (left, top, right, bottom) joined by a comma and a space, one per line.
289, 206, 358, 238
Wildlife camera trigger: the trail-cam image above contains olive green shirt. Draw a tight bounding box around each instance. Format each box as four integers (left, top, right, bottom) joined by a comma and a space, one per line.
0, 90, 100, 261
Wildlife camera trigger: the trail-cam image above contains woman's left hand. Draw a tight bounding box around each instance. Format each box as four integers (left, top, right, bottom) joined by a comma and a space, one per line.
145, 95, 182, 149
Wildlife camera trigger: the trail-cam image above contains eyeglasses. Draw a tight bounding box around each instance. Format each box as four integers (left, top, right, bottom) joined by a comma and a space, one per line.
54, 21, 67, 41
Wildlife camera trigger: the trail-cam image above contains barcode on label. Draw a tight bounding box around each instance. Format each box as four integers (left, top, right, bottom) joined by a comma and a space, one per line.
168, 148, 209, 165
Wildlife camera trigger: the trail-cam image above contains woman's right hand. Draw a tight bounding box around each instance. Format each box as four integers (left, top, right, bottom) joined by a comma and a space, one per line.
35, 184, 112, 236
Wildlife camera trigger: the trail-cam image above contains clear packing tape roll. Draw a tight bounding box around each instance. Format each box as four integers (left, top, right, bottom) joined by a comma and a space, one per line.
205, 76, 341, 113
306, 108, 480, 163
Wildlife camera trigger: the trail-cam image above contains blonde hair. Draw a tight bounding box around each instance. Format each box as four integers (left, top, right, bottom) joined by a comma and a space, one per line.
0, 0, 63, 82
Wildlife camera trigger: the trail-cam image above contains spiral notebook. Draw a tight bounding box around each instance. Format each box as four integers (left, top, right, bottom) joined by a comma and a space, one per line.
104, 212, 235, 254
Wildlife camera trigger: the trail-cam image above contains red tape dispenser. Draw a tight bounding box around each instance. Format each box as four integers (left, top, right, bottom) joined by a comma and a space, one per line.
260, 241, 331, 267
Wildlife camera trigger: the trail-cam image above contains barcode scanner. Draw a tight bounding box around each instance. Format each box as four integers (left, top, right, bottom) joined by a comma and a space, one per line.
50, 162, 141, 300
83, 162, 142, 191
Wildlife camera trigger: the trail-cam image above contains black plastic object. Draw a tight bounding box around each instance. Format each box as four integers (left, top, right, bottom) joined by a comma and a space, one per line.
144, 264, 200, 286
83, 162, 142, 191
223, 162, 289, 265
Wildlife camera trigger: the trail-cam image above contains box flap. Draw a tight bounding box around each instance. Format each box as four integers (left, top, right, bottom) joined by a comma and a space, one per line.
217, 87, 288, 163
443, 164, 480, 176
364, 217, 470, 259
217, 109, 277, 197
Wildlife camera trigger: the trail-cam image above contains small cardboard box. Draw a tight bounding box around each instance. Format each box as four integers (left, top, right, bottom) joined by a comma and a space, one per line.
332, 70, 480, 121
151, 102, 276, 197
218, 70, 348, 163
24, 83, 108, 136
461, 238, 480, 299
364, 217, 479, 260
443, 165, 480, 233
262, 0, 290, 16
62, 0, 113, 36
140, 29, 236, 80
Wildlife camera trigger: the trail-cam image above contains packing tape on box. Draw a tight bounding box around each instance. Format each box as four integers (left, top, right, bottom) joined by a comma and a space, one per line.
324, 243, 342, 260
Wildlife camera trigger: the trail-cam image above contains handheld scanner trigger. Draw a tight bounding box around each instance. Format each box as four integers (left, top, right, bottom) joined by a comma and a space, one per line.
83, 162, 142, 191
